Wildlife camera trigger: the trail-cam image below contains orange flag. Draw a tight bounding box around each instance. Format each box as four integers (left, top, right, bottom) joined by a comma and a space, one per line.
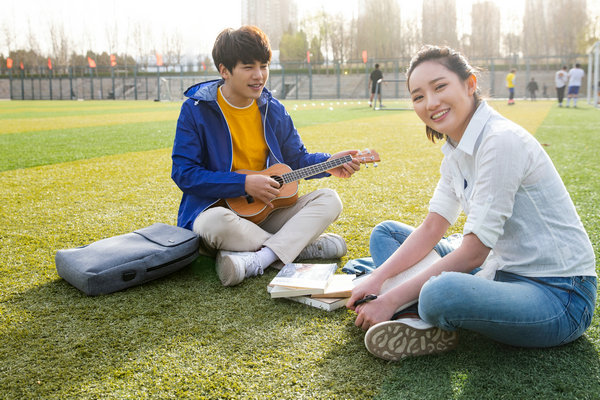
306, 51, 311, 64
87, 57, 96, 68
110, 54, 117, 67
362, 50, 368, 64
6, 58, 13, 69
20, 61, 24, 70
48, 58, 53, 70
155, 53, 163, 66
201, 61, 206, 71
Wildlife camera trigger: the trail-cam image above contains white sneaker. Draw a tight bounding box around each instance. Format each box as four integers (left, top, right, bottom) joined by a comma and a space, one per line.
215, 251, 264, 286
364, 318, 458, 361
296, 233, 347, 261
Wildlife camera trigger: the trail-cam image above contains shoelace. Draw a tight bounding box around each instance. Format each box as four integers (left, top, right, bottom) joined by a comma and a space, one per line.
244, 254, 264, 278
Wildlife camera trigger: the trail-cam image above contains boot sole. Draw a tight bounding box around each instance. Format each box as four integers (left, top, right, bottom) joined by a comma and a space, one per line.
364, 320, 458, 361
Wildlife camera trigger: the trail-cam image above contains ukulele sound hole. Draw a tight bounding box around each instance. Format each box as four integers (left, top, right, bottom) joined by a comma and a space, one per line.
272, 175, 284, 188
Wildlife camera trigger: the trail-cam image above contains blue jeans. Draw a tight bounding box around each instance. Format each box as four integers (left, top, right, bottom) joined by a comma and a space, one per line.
347, 220, 597, 348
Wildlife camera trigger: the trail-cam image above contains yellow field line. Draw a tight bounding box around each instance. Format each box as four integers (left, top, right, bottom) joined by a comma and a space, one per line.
0, 110, 180, 135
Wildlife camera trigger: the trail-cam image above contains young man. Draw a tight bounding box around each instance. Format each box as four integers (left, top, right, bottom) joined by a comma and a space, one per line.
171, 26, 360, 286
506, 69, 516, 105
369, 64, 383, 107
566, 63, 585, 107
555, 65, 568, 107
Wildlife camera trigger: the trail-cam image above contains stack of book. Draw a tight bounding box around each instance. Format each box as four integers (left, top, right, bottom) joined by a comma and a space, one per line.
268, 249, 442, 312
267, 263, 355, 311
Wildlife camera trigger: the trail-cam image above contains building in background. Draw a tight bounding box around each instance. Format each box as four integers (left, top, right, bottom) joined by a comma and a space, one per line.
241, 0, 298, 50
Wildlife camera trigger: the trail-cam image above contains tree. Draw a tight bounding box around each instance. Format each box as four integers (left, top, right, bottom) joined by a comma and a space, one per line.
522, 0, 551, 57
421, 0, 458, 49
470, 1, 501, 58
546, 0, 588, 55
49, 21, 71, 72
279, 30, 308, 66
356, 0, 403, 59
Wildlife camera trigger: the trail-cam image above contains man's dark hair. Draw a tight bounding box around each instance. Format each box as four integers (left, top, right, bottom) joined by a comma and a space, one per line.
212, 26, 272, 73
375, 63, 380, 69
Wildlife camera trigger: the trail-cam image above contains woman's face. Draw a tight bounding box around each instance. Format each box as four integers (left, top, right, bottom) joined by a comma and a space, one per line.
408, 60, 477, 143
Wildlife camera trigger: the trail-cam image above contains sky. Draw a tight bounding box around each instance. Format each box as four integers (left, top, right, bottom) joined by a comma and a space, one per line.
1, 0, 596, 59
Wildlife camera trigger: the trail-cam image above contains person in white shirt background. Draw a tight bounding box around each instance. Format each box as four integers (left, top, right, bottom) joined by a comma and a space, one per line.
566, 63, 585, 107
555, 65, 568, 107
347, 45, 597, 362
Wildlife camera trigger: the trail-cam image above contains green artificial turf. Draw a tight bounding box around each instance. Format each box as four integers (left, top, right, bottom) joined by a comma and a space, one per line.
0, 99, 598, 399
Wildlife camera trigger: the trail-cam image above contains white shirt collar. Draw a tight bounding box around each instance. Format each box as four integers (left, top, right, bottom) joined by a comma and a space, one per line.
441, 101, 492, 157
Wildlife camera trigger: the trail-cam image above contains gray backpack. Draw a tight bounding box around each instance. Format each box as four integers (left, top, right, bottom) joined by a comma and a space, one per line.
55, 223, 200, 295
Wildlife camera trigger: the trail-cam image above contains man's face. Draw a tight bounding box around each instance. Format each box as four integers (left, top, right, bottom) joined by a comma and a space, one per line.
219, 60, 269, 107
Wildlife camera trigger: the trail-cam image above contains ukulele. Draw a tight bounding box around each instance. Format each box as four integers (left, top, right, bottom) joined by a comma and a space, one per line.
225, 149, 380, 223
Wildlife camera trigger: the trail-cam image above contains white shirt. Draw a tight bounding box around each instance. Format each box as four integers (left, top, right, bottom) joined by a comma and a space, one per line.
555, 70, 568, 88
568, 67, 585, 87
429, 102, 595, 278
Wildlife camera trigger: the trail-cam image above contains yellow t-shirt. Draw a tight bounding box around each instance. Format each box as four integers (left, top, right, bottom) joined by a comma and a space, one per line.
217, 87, 268, 172
506, 72, 515, 88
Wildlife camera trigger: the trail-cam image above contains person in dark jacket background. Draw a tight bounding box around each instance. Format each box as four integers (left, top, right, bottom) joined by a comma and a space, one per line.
171, 26, 360, 286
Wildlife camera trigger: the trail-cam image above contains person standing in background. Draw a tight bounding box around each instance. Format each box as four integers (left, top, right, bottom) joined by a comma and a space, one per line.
555, 66, 568, 107
369, 64, 383, 108
506, 69, 516, 105
526, 78, 539, 101
566, 63, 585, 108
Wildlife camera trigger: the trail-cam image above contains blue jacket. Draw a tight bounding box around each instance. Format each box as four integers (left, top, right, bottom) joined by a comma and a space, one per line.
171, 79, 331, 230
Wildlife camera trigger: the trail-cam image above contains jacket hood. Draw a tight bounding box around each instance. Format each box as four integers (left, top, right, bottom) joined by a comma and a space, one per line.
183, 79, 272, 107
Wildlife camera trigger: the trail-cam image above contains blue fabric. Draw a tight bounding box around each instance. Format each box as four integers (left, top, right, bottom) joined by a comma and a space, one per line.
171, 79, 331, 230
342, 220, 460, 275
348, 220, 597, 347
420, 272, 597, 347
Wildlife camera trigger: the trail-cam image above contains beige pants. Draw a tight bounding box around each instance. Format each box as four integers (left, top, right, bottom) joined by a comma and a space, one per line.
192, 188, 342, 265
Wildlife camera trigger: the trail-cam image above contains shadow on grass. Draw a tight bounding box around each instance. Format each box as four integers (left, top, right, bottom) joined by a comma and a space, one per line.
375, 329, 600, 399
0, 256, 388, 399
3, 259, 600, 399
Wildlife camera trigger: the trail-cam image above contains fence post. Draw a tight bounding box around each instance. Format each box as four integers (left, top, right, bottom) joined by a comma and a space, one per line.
394, 60, 399, 98
49, 67, 53, 100
90, 67, 94, 100
180, 64, 184, 99
69, 66, 74, 100
38, 66, 42, 99
365, 62, 369, 98
308, 62, 312, 100
99, 68, 104, 99
9, 69, 13, 100
134, 64, 138, 100
490, 58, 495, 97
111, 66, 115, 100
20, 68, 24, 100
281, 65, 286, 100
336, 62, 340, 99
156, 66, 161, 101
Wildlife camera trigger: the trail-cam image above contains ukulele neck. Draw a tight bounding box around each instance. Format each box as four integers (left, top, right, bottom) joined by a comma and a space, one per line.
281, 155, 352, 184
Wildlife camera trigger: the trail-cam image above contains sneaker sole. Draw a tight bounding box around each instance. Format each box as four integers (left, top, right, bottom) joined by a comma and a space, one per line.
215, 253, 245, 286
364, 320, 458, 361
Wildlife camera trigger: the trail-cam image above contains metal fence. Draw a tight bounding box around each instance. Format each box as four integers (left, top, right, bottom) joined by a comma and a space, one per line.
0, 54, 591, 101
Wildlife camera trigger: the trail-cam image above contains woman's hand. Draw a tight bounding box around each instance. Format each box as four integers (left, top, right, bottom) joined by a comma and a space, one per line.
347, 274, 384, 311
354, 293, 399, 331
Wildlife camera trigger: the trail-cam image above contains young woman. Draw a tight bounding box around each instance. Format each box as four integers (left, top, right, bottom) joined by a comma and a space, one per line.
347, 46, 596, 361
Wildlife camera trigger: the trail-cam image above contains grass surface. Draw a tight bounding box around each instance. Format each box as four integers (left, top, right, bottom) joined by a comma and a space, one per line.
0, 99, 598, 399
